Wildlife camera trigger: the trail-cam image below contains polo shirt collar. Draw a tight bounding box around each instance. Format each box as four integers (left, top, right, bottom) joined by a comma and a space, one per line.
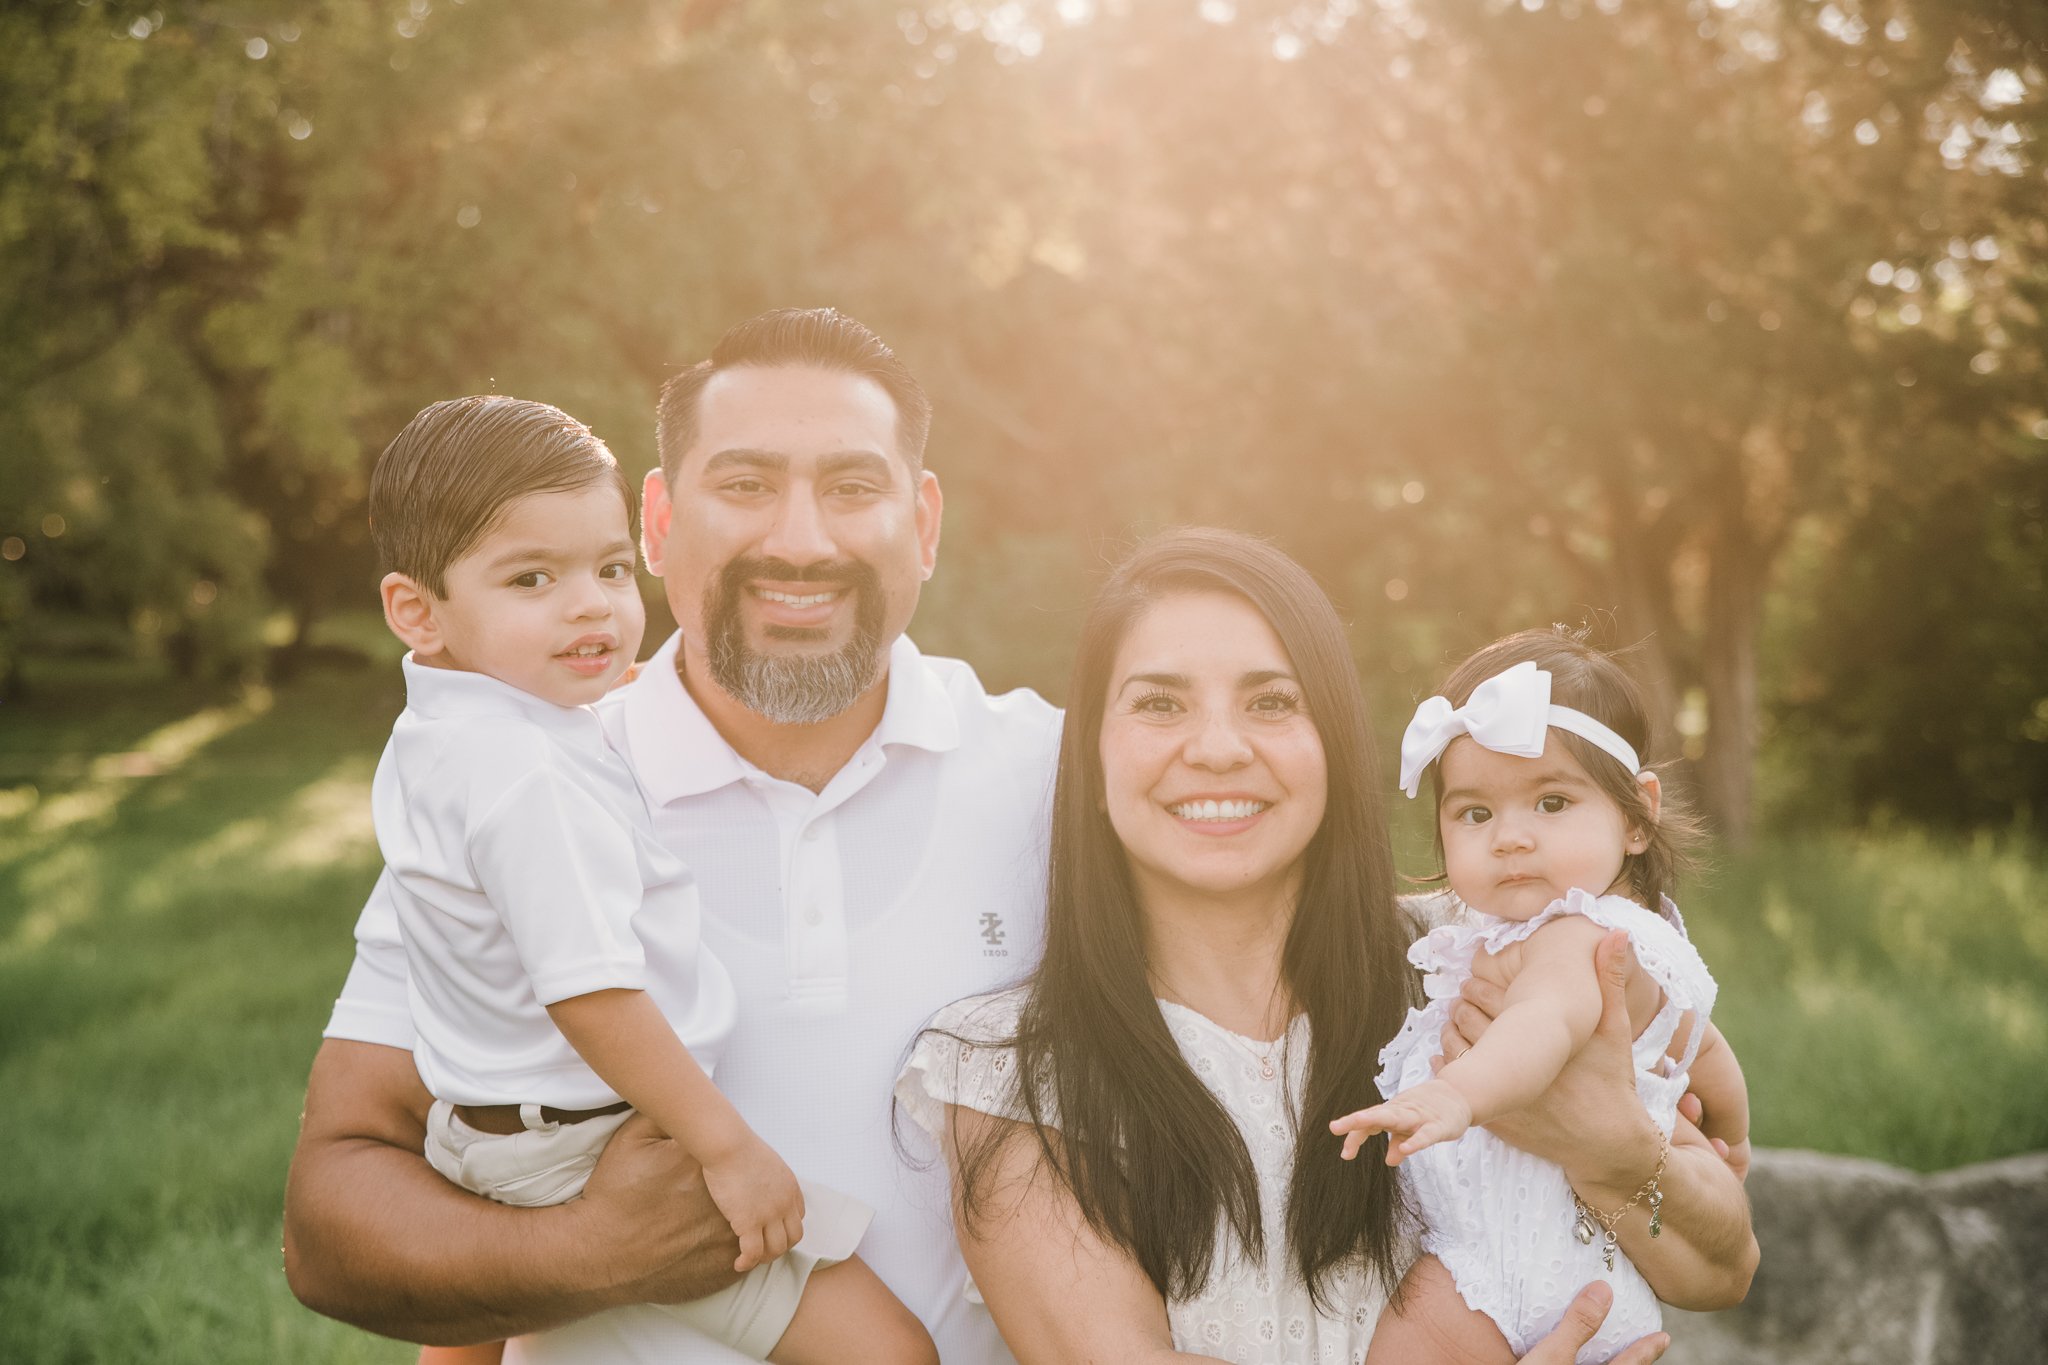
872, 634, 961, 756
620, 632, 962, 806
617, 634, 751, 805
399, 653, 594, 730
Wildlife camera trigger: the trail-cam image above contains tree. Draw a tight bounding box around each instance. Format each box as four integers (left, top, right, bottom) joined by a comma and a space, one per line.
4, 0, 2041, 839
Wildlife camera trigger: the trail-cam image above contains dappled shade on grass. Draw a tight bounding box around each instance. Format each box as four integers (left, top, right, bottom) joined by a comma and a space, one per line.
0, 661, 414, 1365
3, 659, 2044, 1360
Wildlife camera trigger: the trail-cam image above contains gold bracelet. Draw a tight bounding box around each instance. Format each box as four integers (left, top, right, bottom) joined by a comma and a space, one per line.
1570, 1134, 1670, 1272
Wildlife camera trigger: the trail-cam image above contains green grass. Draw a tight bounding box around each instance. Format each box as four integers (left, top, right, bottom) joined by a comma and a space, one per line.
2, 651, 2043, 1361
0, 657, 414, 1365
1686, 829, 2048, 1171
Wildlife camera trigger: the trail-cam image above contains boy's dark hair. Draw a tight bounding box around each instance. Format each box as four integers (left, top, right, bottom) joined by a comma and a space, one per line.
370, 395, 633, 597
655, 308, 931, 482
1425, 625, 1704, 908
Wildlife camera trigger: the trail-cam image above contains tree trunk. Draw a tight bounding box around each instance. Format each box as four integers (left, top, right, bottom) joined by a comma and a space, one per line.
1605, 517, 1688, 768
1699, 522, 1767, 848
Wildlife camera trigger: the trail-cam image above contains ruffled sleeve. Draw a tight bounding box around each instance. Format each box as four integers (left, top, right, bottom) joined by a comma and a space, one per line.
1406, 901, 1568, 1002
1573, 892, 1719, 1072
894, 987, 1043, 1146
1575, 893, 1717, 1018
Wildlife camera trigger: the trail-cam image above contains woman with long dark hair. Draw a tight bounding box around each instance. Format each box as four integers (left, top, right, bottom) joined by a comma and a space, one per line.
896, 529, 1748, 1362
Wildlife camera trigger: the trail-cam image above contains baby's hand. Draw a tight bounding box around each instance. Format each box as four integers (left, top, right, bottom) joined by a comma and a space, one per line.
1330, 1079, 1474, 1166
699, 1136, 805, 1273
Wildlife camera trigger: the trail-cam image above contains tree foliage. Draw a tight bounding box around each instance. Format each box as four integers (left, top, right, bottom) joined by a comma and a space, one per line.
1, 0, 2043, 833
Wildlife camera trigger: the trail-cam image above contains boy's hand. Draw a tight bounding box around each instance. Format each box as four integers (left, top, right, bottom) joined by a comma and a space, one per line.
698, 1136, 805, 1273
1331, 1079, 1473, 1165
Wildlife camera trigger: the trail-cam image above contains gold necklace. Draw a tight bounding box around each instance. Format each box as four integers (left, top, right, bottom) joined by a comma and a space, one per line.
1212, 1016, 1292, 1080
1233, 1031, 1282, 1080
1153, 977, 1291, 1079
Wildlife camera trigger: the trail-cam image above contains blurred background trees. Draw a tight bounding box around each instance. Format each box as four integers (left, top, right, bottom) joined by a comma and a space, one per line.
3, 0, 2043, 842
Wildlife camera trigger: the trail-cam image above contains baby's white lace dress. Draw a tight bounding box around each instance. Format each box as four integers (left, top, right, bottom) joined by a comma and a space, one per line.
1373, 889, 1718, 1364
898, 987, 1402, 1363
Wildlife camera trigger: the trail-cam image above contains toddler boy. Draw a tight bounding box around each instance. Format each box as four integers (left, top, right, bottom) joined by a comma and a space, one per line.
365, 395, 932, 1363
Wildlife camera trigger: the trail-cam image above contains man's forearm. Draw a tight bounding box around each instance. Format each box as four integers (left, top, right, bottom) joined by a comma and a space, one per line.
283, 1041, 631, 1342
284, 1128, 623, 1342
283, 1040, 737, 1343
1565, 1120, 1757, 1312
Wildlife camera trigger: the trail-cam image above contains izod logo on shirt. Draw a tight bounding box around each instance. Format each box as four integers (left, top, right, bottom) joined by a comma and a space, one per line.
979, 912, 1009, 957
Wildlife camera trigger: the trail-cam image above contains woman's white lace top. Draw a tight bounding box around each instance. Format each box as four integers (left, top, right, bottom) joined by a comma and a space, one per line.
897, 987, 1399, 1363
1373, 889, 1718, 1363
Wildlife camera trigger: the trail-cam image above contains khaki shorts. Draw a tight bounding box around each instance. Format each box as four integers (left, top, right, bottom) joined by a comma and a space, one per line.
425, 1099, 873, 1357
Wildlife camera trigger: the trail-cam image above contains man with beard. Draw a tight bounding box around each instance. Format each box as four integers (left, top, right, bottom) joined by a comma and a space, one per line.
284, 308, 1063, 1364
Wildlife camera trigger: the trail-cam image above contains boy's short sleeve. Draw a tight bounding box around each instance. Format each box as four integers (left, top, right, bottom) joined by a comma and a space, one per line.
467, 767, 648, 1004
324, 868, 417, 1048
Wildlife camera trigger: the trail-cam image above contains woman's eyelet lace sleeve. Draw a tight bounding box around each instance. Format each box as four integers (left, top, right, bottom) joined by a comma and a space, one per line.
895, 986, 1043, 1145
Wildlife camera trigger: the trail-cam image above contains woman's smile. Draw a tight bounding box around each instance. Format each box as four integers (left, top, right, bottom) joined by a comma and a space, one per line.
1164, 794, 1276, 833
1100, 589, 1328, 905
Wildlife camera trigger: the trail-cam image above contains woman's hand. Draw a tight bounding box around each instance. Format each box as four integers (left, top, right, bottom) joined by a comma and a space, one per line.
1437, 932, 1647, 1180
1440, 932, 1743, 1181
1441, 930, 1760, 1310
1517, 1283, 1668, 1364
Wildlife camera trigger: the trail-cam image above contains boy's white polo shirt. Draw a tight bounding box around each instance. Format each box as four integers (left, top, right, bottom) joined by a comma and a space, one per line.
329, 633, 1061, 1365
371, 656, 736, 1109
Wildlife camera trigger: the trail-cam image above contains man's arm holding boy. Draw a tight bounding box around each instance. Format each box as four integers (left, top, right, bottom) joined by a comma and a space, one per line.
284, 1036, 741, 1344
283, 873, 740, 1345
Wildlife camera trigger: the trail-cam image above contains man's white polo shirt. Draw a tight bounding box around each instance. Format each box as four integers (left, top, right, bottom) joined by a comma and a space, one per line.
328, 633, 1060, 1364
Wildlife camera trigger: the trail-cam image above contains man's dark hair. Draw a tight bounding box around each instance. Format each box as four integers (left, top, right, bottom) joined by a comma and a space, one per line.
655, 308, 932, 482
369, 395, 633, 597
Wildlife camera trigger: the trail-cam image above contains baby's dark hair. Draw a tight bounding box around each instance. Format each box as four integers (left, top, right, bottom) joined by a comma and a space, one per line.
1425, 625, 1702, 908
370, 395, 634, 597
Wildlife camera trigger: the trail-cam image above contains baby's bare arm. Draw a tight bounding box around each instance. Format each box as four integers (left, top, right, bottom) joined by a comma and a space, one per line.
1435, 916, 1609, 1127
1676, 1019, 1751, 1174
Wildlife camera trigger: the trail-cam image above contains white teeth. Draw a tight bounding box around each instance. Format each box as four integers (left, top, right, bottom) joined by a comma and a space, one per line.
755, 588, 840, 607
563, 645, 608, 657
1169, 799, 1270, 822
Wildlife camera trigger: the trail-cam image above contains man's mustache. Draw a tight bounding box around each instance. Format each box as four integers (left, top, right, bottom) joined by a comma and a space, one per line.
717, 555, 880, 593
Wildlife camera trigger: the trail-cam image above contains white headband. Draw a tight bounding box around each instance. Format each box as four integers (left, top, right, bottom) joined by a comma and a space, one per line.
1398, 660, 1641, 799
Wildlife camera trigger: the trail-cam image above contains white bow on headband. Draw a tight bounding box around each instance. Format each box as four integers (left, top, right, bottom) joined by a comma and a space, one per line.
1398, 660, 1642, 798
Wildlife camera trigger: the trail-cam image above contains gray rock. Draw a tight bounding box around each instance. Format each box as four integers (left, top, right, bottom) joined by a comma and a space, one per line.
1663, 1147, 2048, 1364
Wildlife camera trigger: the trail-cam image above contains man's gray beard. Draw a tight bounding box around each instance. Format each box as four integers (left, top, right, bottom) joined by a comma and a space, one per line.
703, 563, 886, 725
709, 631, 883, 725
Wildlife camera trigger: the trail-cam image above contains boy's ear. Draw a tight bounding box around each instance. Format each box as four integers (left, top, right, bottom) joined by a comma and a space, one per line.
1628, 770, 1663, 852
381, 572, 444, 656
